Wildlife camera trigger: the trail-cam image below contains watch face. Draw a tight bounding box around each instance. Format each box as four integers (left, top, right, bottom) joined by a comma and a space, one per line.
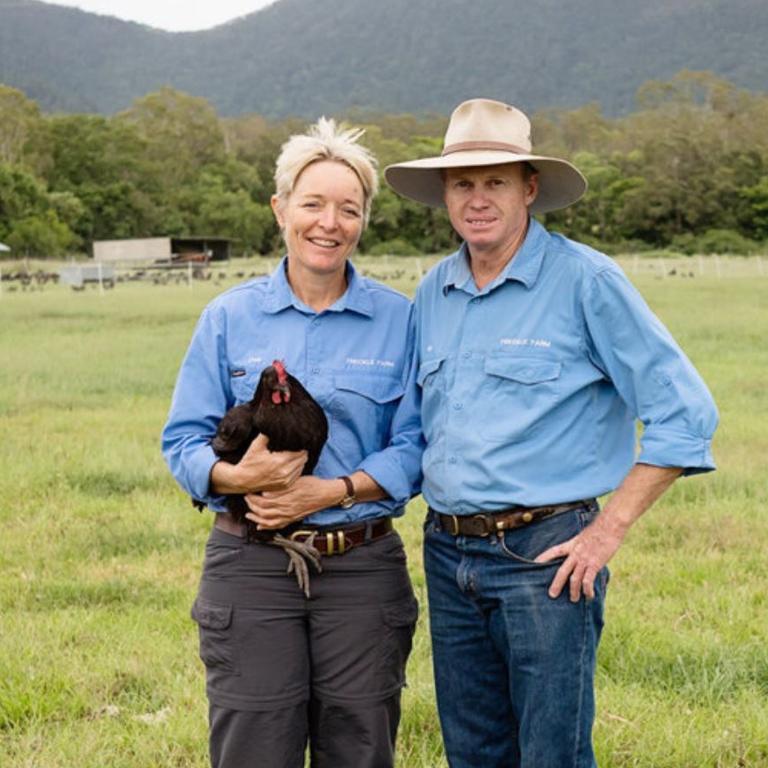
339, 496, 355, 509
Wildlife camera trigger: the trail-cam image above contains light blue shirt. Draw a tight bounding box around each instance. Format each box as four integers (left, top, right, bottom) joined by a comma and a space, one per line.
162, 258, 423, 526
414, 218, 718, 515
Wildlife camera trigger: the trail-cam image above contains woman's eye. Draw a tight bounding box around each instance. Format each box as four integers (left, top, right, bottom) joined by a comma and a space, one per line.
343, 208, 361, 218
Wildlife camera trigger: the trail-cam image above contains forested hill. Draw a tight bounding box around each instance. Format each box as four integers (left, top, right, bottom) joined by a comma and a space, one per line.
0, 0, 766, 117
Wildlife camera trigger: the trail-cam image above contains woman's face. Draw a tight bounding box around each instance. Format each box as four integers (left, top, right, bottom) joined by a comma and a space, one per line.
271, 160, 365, 279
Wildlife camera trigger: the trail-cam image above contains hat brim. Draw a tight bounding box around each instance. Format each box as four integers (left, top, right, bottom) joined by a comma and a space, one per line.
384, 151, 587, 214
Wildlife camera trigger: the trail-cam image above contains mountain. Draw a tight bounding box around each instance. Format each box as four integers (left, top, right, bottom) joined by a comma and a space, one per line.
0, 0, 765, 117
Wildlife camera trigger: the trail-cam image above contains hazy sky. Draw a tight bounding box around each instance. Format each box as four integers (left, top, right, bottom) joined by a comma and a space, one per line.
43, 0, 277, 32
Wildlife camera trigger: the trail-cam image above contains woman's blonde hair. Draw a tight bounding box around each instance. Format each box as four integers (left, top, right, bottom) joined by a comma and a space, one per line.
273, 117, 379, 226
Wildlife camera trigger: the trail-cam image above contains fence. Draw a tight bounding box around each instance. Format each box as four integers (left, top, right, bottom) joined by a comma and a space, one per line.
1, 254, 766, 297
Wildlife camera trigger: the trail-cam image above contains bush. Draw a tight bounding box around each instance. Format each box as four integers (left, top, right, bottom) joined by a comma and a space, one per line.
365, 238, 420, 256
687, 229, 758, 255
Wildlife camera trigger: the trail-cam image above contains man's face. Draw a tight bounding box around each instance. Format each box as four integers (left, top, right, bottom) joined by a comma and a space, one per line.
443, 163, 538, 258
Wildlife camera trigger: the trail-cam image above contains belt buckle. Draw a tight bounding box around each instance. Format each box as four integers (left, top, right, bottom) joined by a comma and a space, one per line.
324, 530, 346, 555
470, 514, 494, 537
289, 529, 314, 543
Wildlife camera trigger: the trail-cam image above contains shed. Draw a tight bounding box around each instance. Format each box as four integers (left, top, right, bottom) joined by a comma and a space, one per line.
0, 242, 10, 253
92, 237, 230, 264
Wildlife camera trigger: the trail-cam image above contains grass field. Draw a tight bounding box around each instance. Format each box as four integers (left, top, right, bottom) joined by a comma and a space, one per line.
1, 258, 766, 767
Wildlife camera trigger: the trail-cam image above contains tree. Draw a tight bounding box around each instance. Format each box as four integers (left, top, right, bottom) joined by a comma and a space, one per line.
0, 86, 43, 167
6, 211, 76, 257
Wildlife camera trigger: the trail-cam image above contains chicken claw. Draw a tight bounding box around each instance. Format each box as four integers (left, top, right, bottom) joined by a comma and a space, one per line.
270, 533, 323, 597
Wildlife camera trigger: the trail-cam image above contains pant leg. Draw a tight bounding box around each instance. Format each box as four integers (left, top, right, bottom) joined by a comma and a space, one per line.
309, 695, 401, 768
486, 505, 607, 768
191, 528, 312, 767
424, 517, 520, 768
307, 530, 419, 768
209, 703, 307, 768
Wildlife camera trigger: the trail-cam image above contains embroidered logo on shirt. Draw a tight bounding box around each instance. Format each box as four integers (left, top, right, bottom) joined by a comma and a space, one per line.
499, 338, 552, 348
346, 357, 396, 369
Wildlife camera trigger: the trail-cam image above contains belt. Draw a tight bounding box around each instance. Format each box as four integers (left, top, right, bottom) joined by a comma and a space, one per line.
432, 499, 595, 537
214, 512, 393, 556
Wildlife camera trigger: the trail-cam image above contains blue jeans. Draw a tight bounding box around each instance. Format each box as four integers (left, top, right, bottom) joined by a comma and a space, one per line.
424, 501, 608, 768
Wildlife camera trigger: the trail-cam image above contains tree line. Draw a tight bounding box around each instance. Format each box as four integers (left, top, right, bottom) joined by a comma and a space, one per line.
0, 71, 766, 259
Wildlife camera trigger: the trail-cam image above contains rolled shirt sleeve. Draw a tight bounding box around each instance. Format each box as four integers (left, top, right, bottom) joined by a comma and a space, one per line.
583, 266, 718, 475
356, 307, 424, 504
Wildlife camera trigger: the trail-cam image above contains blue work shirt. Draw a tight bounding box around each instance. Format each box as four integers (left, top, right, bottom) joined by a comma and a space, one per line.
414, 218, 718, 515
162, 258, 423, 526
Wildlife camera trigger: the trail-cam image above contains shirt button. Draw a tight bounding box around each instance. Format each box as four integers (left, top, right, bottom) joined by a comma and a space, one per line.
448, 457, 458, 465
311, 367, 320, 374
453, 402, 463, 410
462, 352, 471, 359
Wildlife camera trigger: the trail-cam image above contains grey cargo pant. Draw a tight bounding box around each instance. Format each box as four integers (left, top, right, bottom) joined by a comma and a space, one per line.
192, 525, 419, 768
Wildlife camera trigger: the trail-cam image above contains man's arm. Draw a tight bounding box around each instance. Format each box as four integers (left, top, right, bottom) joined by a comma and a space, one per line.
535, 463, 682, 601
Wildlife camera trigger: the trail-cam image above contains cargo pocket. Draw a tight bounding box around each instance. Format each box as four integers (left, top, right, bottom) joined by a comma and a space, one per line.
191, 597, 239, 675
378, 596, 419, 692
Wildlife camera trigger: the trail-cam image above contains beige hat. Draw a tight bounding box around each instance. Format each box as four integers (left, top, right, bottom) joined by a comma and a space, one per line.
384, 98, 587, 214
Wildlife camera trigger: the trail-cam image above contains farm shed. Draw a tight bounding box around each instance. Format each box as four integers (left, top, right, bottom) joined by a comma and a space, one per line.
92, 237, 231, 264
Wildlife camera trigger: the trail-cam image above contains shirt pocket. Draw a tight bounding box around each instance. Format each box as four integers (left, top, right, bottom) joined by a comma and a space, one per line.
330, 372, 405, 444
417, 357, 447, 443
229, 367, 263, 405
481, 355, 562, 443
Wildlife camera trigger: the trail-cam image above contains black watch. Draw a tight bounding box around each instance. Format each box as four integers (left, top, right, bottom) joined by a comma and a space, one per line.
337, 475, 357, 509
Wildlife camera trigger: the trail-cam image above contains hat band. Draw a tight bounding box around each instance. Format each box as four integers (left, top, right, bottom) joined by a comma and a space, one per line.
442, 140, 530, 156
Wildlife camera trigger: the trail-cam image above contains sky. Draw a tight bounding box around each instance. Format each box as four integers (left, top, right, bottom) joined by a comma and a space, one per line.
42, 0, 277, 32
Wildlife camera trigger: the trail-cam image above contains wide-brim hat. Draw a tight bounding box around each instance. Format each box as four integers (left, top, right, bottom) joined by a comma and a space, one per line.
384, 98, 587, 214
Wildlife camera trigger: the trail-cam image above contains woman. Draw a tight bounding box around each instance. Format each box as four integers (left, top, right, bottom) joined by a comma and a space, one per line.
162, 118, 423, 768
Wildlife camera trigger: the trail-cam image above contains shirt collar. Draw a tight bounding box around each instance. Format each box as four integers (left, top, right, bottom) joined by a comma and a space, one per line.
442, 217, 549, 295
263, 256, 374, 317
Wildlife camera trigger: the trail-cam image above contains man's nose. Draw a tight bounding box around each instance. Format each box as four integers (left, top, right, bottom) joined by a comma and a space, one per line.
468, 190, 489, 208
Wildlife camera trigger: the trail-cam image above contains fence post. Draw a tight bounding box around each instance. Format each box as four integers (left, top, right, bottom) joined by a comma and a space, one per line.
97, 261, 104, 294
188, 260, 193, 288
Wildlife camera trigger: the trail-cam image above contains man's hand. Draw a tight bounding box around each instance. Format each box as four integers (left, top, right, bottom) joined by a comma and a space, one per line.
534, 513, 627, 601
535, 463, 683, 602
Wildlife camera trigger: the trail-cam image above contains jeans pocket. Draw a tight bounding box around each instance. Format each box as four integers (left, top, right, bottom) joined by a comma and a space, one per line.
191, 597, 239, 675
378, 596, 419, 690
496, 508, 585, 566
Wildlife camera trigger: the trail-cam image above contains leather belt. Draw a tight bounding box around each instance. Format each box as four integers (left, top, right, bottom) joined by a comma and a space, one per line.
433, 499, 596, 537
214, 512, 393, 555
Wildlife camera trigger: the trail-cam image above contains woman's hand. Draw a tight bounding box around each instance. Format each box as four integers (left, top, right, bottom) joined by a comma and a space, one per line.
210, 434, 308, 495
245, 476, 347, 530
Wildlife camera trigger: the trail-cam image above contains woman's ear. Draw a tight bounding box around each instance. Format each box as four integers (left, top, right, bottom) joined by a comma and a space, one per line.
270, 194, 284, 228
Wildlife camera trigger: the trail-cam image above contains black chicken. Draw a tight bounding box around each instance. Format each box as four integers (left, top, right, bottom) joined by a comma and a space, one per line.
210, 360, 329, 595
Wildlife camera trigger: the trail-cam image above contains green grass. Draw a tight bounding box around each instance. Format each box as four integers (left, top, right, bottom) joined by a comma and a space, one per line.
1, 263, 766, 766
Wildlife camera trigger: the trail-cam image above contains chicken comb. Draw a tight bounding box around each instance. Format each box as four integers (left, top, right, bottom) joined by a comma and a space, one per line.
272, 359, 288, 385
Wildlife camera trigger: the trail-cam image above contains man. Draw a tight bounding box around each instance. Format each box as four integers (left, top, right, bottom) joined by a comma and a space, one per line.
384, 99, 718, 767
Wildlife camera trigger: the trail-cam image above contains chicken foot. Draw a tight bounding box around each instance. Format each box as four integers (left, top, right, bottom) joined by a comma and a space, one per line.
269, 533, 323, 598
